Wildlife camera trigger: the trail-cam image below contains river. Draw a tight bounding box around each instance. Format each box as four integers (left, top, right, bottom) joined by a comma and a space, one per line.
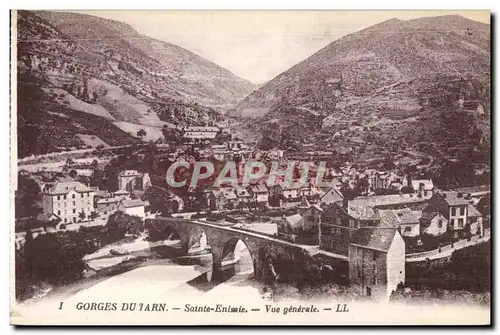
16, 239, 269, 312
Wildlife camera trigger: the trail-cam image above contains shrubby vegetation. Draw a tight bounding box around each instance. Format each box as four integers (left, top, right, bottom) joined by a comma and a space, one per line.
405, 241, 490, 292
15, 211, 145, 302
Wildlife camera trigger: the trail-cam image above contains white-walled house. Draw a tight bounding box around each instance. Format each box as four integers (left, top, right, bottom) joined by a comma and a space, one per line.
424, 191, 480, 239
249, 184, 269, 203
42, 181, 95, 224
419, 212, 448, 236
118, 199, 145, 219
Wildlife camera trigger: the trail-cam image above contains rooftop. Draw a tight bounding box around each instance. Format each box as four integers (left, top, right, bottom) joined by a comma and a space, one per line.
114, 189, 130, 195
420, 211, 443, 222
320, 187, 344, 204
378, 208, 422, 228
284, 213, 303, 228
97, 197, 121, 205
350, 227, 398, 252
455, 185, 490, 195
411, 179, 434, 191
118, 170, 142, 177
43, 181, 93, 195
251, 184, 268, 193
467, 204, 482, 217
120, 199, 144, 208
439, 191, 471, 206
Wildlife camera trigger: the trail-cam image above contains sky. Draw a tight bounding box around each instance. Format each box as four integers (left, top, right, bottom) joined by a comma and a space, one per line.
81, 10, 490, 84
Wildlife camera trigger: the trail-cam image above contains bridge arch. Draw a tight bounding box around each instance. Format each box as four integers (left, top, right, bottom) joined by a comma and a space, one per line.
214, 237, 256, 281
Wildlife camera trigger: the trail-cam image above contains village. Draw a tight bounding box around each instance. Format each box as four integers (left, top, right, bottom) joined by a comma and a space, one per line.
15, 124, 491, 301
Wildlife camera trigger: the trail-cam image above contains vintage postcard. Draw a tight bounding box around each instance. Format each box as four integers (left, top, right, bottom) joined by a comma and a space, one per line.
10, 10, 491, 325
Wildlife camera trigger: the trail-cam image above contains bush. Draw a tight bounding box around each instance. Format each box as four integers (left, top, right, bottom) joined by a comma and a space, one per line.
16, 230, 101, 300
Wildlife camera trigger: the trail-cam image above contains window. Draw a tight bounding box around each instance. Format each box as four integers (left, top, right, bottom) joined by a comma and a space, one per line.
372, 251, 377, 261
57, 195, 60, 200
57, 210, 61, 215
458, 218, 464, 228
372, 275, 377, 285
460, 207, 465, 215
452, 207, 457, 216
450, 219, 455, 227
73, 201, 76, 206
81, 193, 84, 198
336, 218, 341, 226
350, 220, 358, 228
72, 194, 75, 199
63, 195, 67, 200
73, 209, 76, 214
438, 220, 442, 228
404, 227, 412, 232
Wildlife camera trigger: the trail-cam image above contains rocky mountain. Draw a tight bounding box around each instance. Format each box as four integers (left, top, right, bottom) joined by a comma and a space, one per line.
231, 15, 490, 181
16, 10, 255, 157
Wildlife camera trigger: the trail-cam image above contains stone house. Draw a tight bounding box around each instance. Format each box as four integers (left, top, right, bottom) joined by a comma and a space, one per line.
424, 191, 482, 239
117, 170, 152, 192
348, 227, 405, 300
96, 197, 121, 216
277, 212, 319, 245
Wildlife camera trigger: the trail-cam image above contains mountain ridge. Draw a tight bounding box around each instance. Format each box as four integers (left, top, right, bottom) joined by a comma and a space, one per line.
230, 15, 490, 182
233, 14, 489, 119
16, 10, 256, 157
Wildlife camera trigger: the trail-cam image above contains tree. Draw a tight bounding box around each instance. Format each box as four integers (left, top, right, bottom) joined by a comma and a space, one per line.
143, 186, 179, 216
15, 175, 42, 219
400, 186, 413, 194
69, 169, 78, 179
237, 201, 247, 211
105, 211, 144, 242
354, 177, 370, 196
21, 231, 95, 288
78, 210, 86, 222
137, 129, 147, 140
417, 182, 425, 198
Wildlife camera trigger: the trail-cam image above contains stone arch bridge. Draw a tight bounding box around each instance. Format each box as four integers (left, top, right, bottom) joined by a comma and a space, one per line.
146, 217, 347, 282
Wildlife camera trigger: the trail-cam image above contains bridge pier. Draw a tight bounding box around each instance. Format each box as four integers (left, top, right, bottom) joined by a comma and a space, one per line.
210, 251, 224, 283
180, 235, 190, 255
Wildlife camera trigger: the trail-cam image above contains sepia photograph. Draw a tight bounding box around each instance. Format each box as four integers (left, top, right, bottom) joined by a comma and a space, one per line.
10, 9, 491, 325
